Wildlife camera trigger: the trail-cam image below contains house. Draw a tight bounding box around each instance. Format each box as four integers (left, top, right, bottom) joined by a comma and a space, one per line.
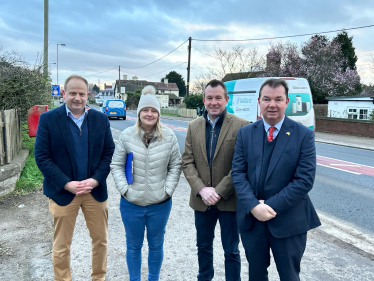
222, 71, 264, 82
96, 83, 115, 100
114, 75, 180, 106
152, 79, 180, 106
326, 95, 374, 120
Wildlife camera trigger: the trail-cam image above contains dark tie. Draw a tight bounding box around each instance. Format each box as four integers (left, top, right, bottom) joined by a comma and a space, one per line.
268, 126, 276, 142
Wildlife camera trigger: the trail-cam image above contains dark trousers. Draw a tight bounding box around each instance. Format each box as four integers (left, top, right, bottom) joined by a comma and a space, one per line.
240, 219, 307, 281
195, 206, 241, 281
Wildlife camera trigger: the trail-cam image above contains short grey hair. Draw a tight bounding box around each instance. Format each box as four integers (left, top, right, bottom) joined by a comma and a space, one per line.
64, 75, 88, 91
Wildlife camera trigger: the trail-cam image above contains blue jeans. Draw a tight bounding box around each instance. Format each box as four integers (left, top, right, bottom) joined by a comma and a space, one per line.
195, 206, 241, 281
120, 197, 172, 281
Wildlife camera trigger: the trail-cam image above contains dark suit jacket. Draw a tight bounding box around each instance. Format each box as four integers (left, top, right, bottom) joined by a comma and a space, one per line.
34, 105, 115, 206
182, 112, 249, 212
232, 116, 321, 238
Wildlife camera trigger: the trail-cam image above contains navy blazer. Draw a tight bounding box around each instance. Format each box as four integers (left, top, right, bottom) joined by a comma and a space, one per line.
34, 105, 115, 206
232, 116, 321, 238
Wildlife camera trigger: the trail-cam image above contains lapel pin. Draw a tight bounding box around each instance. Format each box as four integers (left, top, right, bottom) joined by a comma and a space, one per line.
286, 132, 290, 135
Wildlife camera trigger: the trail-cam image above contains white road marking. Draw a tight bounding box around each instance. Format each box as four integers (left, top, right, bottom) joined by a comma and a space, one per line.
317, 155, 374, 169
317, 211, 374, 256
317, 163, 362, 175
330, 164, 361, 167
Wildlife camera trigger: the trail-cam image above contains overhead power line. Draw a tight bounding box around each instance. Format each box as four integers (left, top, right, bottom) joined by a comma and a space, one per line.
120, 39, 189, 69
191, 46, 218, 59
142, 62, 187, 78
193, 24, 374, 42
85, 67, 118, 77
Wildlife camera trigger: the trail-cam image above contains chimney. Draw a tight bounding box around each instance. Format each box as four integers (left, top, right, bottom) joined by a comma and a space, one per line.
132, 76, 138, 80
164, 78, 168, 84
123, 75, 127, 80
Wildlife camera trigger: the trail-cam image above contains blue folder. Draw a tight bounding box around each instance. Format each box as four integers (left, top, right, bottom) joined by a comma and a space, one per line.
125, 152, 134, 184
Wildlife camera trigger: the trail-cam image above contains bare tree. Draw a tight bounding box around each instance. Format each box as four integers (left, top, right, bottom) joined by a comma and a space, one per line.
192, 45, 265, 93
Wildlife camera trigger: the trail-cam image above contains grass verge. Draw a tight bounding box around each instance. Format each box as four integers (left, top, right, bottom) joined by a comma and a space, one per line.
14, 123, 44, 194
161, 113, 180, 117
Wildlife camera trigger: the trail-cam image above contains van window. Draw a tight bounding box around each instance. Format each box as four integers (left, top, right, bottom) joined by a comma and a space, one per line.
108, 101, 124, 108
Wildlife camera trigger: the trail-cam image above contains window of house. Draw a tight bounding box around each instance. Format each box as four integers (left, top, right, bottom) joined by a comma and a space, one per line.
347, 108, 358, 119
359, 109, 368, 120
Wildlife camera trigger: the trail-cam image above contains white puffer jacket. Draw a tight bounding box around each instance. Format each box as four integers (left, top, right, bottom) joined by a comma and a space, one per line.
110, 125, 182, 206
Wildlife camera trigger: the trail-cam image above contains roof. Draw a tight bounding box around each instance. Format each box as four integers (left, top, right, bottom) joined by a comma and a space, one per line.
152, 82, 179, 91
164, 93, 180, 100
222, 71, 264, 82
326, 95, 374, 101
114, 80, 179, 92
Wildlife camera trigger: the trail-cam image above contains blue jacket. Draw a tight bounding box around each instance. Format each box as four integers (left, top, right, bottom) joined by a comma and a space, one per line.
232, 116, 321, 238
34, 104, 115, 206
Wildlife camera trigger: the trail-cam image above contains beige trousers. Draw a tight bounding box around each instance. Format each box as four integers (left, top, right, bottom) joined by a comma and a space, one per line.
49, 193, 108, 281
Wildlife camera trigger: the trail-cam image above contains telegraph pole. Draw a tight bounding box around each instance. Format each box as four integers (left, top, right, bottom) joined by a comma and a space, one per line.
186, 37, 192, 97
118, 65, 121, 99
43, 0, 49, 77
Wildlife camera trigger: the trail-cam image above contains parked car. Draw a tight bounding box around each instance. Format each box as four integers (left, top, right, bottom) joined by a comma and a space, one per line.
59, 97, 64, 104
101, 99, 126, 120
95, 98, 104, 106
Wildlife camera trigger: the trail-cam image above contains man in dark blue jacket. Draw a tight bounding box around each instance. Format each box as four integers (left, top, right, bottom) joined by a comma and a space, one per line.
35, 75, 115, 281
232, 79, 321, 281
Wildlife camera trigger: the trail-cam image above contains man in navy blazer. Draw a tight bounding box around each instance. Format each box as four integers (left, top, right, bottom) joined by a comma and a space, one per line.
232, 79, 321, 281
35, 75, 115, 281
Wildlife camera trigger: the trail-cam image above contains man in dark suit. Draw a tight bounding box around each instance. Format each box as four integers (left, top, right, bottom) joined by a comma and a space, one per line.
35, 75, 115, 281
182, 79, 249, 281
232, 78, 321, 281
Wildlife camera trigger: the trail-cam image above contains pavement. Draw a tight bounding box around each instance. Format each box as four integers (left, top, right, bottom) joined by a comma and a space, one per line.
28, 112, 374, 280
157, 112, 374, 151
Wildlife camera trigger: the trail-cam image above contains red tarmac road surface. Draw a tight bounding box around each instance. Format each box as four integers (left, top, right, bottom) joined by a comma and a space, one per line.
317, 155, 374, 176
127, 116, 374, 176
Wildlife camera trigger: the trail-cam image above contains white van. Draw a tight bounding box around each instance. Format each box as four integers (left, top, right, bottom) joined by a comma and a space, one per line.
224, 77, 315, 130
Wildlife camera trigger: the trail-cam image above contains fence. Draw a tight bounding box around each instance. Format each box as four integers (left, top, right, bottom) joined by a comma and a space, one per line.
161, 107, 180, 115
0, 109, 23, 166
161, 107, 198, 118
313, 104, 328, 117
180, 108, 197, 118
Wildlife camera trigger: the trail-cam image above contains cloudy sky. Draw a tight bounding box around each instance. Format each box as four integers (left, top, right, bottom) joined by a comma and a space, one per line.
1, 0, 373, 89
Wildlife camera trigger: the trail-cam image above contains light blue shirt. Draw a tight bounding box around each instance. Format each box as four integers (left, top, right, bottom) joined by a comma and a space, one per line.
207, 114, 220, 128
263, 116, 285, 139
65, 105, 88, 129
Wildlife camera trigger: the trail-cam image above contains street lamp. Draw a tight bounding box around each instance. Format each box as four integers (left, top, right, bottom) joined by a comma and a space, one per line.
57, 44, 66, 86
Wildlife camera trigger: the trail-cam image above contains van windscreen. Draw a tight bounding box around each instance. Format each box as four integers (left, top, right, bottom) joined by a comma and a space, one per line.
108, 101, 124, 108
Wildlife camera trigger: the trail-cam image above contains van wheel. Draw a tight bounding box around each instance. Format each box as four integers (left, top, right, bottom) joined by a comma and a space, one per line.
123, 116, 126, 120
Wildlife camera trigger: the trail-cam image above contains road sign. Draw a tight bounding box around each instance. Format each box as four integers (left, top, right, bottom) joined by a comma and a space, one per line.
52, 85, 60, 96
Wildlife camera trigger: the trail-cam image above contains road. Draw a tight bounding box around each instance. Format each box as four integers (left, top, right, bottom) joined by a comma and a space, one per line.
89, 105, 374, 279
94, 105, 374, 236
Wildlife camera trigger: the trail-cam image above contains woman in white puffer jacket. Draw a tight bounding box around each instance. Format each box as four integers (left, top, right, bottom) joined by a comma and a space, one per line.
110, 85, 181, 281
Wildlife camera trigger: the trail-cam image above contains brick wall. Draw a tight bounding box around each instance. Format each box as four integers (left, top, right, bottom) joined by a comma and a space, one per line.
316, 117, 374, 138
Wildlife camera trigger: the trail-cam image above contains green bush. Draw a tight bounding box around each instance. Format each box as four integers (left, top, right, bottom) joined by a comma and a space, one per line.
126, 91, 141, 109
0, 47, 51, 120
184, 94, 204, 109
369, 110, 374, 121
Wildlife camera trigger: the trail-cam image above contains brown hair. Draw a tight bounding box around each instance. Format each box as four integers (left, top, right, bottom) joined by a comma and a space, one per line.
204, 79, 228, 97
259, 79, 289, 98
